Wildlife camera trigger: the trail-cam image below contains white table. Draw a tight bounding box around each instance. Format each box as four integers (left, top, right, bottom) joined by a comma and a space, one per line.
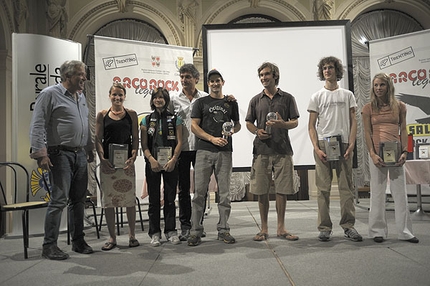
405, 159, 430, 220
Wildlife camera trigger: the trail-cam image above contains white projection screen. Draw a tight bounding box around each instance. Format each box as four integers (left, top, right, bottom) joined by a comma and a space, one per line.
202, 20, 353, 170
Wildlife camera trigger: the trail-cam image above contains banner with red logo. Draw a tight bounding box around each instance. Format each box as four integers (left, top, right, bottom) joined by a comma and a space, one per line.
11, 33, 82, 235
369, 29, 430, 146
369, 29, 430, 194
94, 36, 193, 198
94, 35, 192, 116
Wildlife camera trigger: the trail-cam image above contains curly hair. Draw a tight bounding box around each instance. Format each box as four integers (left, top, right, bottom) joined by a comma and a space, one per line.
317, 56, 344, 81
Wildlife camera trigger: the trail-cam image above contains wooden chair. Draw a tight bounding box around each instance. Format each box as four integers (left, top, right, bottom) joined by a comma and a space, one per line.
0, 162, 48, 259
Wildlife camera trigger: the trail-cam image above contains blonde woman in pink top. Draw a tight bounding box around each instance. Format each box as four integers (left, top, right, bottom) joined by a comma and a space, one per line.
362, 73, 418, 243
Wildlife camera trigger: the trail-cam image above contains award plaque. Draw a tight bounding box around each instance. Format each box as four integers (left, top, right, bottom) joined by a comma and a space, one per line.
379, 141, 400, 165
109, 143, 128, 168
324, 135, 342, 161
157, 147, 172, 167
418, 144, 430, 159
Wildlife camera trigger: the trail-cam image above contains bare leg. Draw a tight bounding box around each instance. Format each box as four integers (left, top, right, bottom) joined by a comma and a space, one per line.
126, 206, 136, 239
276, 193, 287, 235
105, 208, 116, 243
258, 194, 270, 234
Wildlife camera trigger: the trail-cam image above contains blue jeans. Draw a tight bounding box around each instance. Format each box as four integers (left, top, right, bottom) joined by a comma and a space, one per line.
190, 150, 232, 236
43, 149, 88, 245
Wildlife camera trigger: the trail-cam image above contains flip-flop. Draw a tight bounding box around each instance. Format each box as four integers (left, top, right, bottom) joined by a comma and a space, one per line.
253, 232, 268, 241
101, 241, 117, 251
277, 233, 299, 241
129, 237, 140, 247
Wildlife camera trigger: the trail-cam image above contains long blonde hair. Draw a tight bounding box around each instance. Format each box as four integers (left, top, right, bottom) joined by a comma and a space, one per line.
370, 73, 399, 115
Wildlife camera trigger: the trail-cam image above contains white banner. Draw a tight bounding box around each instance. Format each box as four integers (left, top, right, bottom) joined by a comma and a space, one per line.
11, 33, 82, 235
369, 29, 430, 194
94, 35, 193, 199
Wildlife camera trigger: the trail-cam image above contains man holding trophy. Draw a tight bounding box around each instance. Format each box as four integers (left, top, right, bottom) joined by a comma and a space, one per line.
187, 69, 241, 246
246, 62, 300, 242
307, 56, 361, 242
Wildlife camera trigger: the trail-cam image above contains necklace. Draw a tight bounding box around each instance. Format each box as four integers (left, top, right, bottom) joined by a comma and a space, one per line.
111, 108, 125, 116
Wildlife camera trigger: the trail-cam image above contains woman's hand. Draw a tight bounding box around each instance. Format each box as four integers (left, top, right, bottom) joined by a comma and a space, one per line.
163, 157, 177, 172
149, 157, 163, 172
395, 152, 407, 167
123, 156, 136, 170
371, 153, 385, 168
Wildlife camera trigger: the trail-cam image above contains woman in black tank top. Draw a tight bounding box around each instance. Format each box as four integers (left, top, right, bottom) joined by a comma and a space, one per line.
95, 83, 140, 250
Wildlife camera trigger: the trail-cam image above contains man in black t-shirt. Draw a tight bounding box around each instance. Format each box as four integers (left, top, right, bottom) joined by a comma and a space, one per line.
187, 69, 241, 246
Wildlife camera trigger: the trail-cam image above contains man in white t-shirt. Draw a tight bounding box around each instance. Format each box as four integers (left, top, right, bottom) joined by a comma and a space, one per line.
307, 56, 362, 242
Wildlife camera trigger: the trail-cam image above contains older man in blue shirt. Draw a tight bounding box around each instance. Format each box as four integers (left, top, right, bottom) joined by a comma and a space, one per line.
30, 60, 94, 260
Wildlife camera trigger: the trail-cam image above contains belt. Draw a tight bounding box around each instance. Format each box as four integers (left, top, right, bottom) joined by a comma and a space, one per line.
48, 145, 84, 153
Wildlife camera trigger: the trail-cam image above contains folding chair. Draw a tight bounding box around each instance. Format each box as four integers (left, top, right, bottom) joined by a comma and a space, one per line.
0, 162, 48, 259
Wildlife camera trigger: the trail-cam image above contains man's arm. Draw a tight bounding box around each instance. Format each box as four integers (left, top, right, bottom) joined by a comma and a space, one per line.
29, 93, 53, 170
191, 118, 228, 147
308, 111, 327, 162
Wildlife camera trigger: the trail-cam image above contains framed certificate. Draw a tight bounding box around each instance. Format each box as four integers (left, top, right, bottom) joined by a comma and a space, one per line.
379, 141, 400, 165
417, 143, 430, 159
157, 147, 172, 167
109, 143, 129, 168
324, 135, 342, 161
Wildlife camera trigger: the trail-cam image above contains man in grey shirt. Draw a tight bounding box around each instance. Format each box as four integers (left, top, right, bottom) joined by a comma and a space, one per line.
30, 60, 94, 260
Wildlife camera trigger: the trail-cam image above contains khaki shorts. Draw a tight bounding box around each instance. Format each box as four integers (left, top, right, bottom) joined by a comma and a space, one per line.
249, 154, 295, 195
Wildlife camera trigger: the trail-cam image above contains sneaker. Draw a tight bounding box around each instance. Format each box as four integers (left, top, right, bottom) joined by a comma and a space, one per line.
168, 235, 181, 245
318, 231, 332, 242
72, 239, 94, 254
150, 235, 161, 247
344, 228, 363, 242
179, 229, 190, 241
201, 231, 206, 238
42, 244, 69, 260
187, 235, 202, 246
218, 232, 236, 244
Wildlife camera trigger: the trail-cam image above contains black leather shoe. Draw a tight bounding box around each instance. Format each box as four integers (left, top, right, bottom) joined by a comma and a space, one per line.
72, 239, 94, 254
406, 237, 419, 243
42, 244, 69, 260
373, 236, 384, 243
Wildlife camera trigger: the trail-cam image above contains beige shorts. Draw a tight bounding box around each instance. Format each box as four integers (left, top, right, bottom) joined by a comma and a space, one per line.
249, 154, 295, 195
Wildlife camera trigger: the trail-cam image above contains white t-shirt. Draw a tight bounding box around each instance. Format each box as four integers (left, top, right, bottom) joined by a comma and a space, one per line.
307, 87, 357, 143
169, 89, 208, 151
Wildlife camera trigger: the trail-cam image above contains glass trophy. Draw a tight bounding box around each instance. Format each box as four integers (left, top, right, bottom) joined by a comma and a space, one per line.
265, 112, 278, 134
379, 141, 400, 165
157, 147, 172, 167
323, 135, 342, 161
222, 121, 234, 139
109, 143, 129, 168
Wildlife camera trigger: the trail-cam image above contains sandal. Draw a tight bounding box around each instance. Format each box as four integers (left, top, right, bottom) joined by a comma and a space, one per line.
101, 241, 117, 251
277, 233, 299, 241
129, 237, 140, 247
253, 232, 268, 241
